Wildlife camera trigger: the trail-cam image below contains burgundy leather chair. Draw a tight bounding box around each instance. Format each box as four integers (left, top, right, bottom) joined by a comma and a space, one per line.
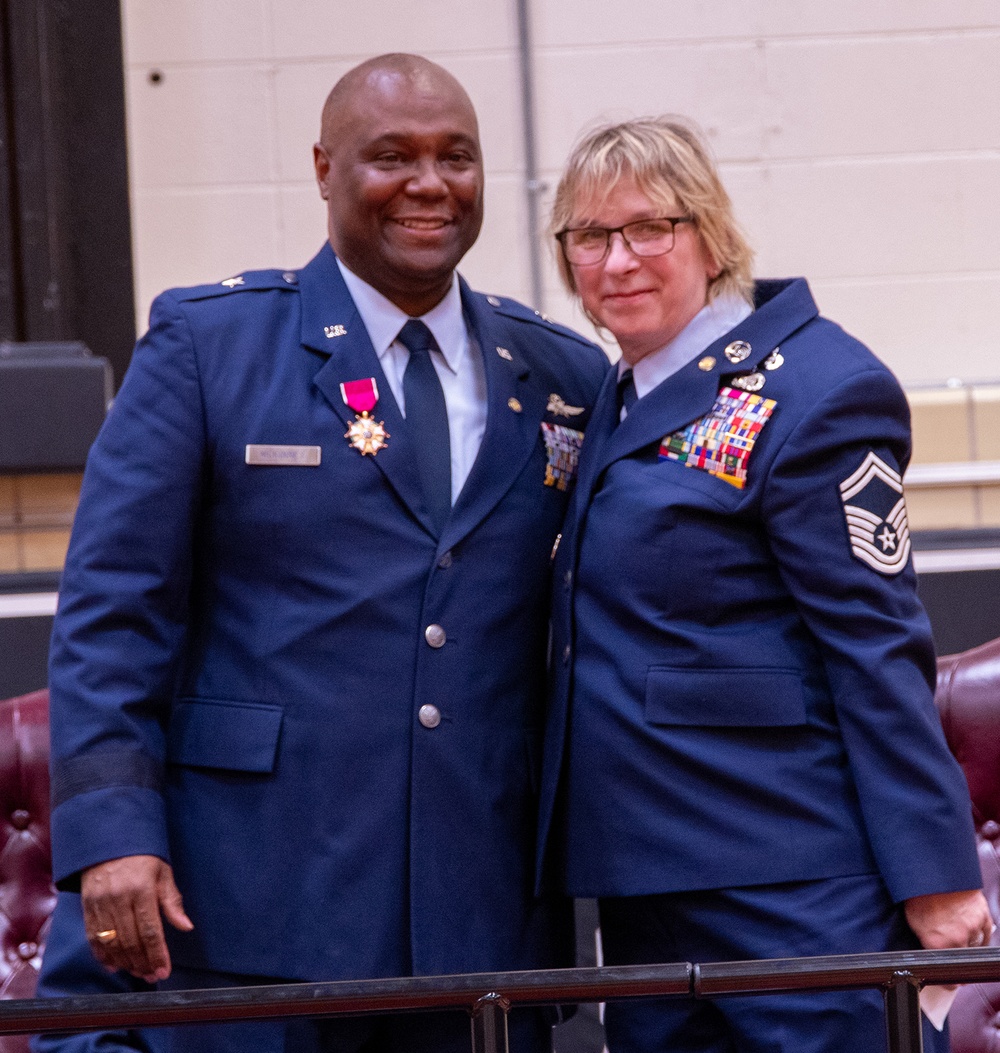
0, 689, 56, 1052
935, 637, 1000, 1052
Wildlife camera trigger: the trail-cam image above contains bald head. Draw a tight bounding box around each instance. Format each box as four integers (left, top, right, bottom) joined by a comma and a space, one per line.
312, 53, 484, 316
321, 54, 478, 147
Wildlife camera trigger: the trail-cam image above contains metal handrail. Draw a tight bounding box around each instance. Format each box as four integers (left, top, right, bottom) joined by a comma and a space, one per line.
6, 947, 1000, 1053
904, 460, 1000, 487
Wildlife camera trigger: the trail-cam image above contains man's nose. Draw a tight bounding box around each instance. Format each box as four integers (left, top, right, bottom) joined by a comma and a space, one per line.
406, 159, 448, 195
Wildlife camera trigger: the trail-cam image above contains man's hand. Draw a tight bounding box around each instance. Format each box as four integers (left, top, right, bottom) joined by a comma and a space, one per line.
904, 888, 994, 950
82, 855, 194, 982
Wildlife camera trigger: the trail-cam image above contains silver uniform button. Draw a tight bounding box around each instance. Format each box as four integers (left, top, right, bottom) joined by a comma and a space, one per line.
425, 624, 447, 648
282, 271, 298, 284
418, 704, 442, 729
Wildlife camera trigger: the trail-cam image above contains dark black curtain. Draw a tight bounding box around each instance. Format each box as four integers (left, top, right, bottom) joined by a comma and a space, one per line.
0, 0, 135, 385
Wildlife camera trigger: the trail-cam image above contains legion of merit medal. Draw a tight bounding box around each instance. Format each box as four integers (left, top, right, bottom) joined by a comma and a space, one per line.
341, 377, 389, 456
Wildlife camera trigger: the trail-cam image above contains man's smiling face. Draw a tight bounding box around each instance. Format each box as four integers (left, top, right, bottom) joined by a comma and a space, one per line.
314, 61, 484, 316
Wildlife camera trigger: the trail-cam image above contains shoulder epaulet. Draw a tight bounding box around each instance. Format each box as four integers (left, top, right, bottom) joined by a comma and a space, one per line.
171, 268, 300, 303
481, 293, 595, 347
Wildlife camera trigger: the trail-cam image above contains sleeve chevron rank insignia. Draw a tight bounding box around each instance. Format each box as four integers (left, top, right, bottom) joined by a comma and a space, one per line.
838, 450, 911, 575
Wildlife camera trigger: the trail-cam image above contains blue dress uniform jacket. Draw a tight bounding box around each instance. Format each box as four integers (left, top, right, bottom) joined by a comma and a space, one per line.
48, 243, 608, 983
538, 277, 980, 903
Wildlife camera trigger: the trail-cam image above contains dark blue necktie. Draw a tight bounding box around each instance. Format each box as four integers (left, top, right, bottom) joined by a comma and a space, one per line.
617, 368, 637, 422
398, 319, 452, 533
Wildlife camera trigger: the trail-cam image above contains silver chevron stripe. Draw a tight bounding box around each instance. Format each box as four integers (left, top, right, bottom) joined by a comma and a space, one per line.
839, 452, 911, 575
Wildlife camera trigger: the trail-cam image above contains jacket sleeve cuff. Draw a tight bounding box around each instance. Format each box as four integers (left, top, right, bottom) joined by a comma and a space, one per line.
51, 785, 170, 887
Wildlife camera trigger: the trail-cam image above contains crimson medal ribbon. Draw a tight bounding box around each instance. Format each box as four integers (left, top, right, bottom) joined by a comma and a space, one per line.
340, 377, 379, 413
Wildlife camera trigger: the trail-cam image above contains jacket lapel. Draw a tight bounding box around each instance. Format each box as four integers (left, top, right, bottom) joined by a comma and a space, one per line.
576, 359, 721, 503
577, 279, 821, 501
299, 245, 433, 533
442, 281, 543, 549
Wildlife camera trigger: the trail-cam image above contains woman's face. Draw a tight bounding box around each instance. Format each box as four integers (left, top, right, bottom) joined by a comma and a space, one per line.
568, 174, 718, 365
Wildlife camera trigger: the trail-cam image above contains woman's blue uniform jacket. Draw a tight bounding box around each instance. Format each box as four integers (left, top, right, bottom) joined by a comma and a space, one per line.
47, 244, 608, 983
538, 277, 981, 904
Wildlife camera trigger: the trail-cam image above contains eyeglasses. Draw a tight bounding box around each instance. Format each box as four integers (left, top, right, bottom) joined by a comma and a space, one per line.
556, 216, 694, 266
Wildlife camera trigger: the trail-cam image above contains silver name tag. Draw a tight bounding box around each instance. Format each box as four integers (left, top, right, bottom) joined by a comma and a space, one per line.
245, 444, 321, 466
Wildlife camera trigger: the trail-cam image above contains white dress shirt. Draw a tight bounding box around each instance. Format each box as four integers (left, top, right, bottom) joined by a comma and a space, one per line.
336, 259, 488, 503
618, 294, 755, 417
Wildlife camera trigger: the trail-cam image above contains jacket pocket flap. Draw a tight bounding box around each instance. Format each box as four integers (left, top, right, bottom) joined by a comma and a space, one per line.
168, 698, 283, 772
645, 667, 806, 727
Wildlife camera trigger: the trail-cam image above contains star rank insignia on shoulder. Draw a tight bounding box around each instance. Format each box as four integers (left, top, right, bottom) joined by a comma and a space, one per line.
838, 451, 911, 575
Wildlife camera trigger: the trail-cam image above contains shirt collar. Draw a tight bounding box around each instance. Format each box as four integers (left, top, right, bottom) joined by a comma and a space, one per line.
620, 294, 754, 397
335, 257, 466, 374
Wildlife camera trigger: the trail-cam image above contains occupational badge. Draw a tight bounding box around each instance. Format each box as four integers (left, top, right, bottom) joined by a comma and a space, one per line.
546, 393, 585, 418
541, 423, 584, 490
341, 377, 389, 456
659, 386, 777, 490
730, 372, 765, 393
763, 348, 784, 371
838, 451, 910, 575
724, 340, 752, 364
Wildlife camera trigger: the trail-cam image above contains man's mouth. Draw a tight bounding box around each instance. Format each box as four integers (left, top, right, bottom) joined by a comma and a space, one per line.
394, 217, 451, 231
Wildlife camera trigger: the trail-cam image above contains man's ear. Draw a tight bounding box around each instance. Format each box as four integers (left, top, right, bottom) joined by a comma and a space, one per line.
313, 143, 332, 199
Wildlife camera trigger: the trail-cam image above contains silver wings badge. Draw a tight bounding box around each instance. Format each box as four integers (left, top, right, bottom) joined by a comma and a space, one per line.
547, 393, 585, 418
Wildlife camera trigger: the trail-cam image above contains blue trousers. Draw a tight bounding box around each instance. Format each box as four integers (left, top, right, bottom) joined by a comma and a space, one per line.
31, 893, 152, 1053
598, 875, 949, 1053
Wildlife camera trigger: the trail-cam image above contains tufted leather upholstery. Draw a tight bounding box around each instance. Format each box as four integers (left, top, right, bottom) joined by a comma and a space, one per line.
0, 690, 57, 1052
935, 637, 1000, 1052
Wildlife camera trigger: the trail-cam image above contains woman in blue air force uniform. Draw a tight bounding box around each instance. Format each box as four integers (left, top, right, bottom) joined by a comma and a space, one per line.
536, 116, 991, 1053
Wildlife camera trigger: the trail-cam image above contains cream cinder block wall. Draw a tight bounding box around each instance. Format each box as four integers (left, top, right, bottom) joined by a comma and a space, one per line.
122, 1, 1000, 388
121, 0, 533, 331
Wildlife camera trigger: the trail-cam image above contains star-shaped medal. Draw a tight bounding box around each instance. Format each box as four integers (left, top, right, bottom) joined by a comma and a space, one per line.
345, 412, 389, 456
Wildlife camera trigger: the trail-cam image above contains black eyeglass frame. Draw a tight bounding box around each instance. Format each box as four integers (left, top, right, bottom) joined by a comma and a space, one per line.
556, 215, 694, 266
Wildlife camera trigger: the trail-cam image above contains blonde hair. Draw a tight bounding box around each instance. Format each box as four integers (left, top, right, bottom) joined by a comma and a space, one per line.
550, 116, 754, 305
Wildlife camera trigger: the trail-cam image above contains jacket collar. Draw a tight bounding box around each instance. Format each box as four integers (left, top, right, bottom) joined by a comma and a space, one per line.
576, 278, 819, 499
300, 244, 542, 548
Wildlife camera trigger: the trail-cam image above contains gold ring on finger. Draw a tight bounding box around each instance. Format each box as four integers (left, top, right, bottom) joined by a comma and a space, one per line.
95, 928, 118, 943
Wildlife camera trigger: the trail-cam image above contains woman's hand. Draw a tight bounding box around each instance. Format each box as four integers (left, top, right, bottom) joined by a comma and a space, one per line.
904, 888, 993, 949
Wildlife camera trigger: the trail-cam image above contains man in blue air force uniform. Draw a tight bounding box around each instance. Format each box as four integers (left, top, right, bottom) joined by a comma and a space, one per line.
38, 53, 607, 1053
